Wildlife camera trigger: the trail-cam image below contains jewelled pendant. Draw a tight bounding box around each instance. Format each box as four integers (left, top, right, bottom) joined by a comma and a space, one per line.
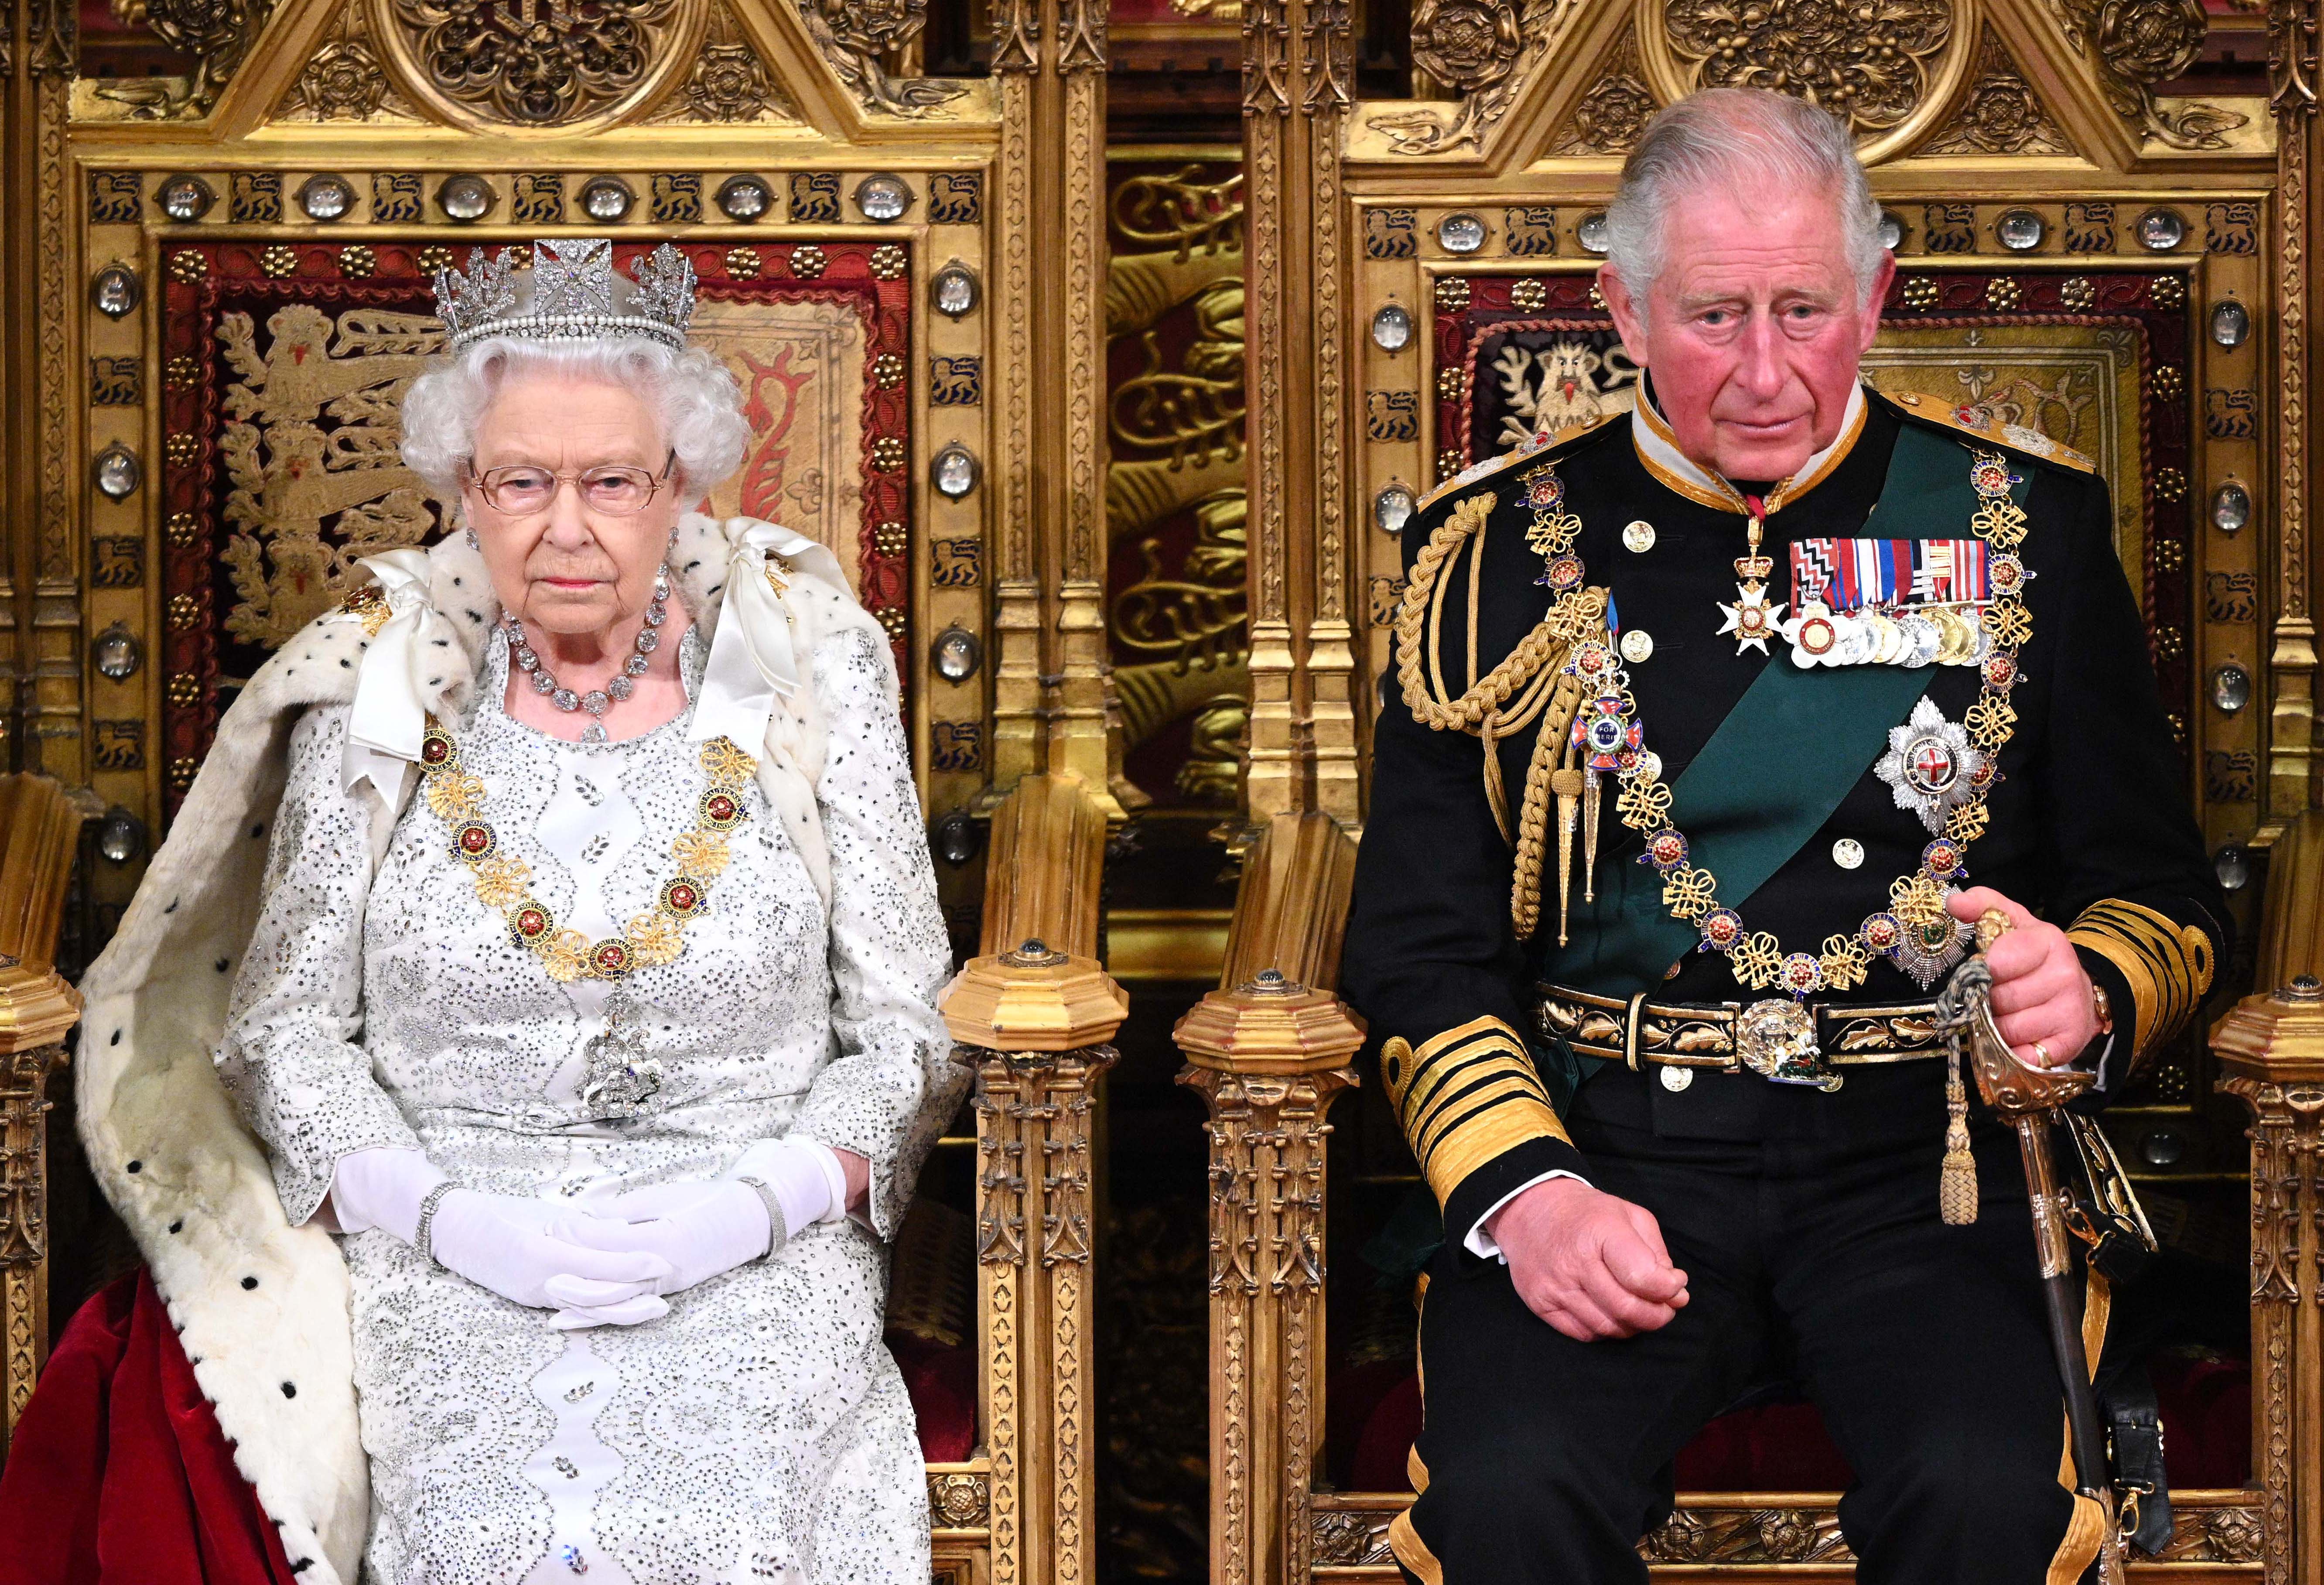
580, 990, 664, 1119
1718, 503, 1786, 656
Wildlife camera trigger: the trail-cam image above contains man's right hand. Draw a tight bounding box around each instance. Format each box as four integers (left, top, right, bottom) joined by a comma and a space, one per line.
1486, 1176, 1688, 1342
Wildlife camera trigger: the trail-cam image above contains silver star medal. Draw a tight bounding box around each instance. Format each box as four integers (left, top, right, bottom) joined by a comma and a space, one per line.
1873, 696, 1989, 835
581, 989, 665, 1120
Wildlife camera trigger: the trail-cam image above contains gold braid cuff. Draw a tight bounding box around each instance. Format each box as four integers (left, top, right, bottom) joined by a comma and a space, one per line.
2066, 899, 2215, 1064
1393, 489, 1606, 938
1382, 1015, 1570, 1208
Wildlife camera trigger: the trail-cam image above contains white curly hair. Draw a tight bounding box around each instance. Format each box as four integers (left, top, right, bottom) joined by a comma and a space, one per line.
400, 335, 752, 508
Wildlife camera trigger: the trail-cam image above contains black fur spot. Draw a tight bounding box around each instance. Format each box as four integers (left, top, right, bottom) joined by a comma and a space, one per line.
240, 1276, 258, 1290
339, 658, 351, 668
683, 559, 703, 573
451, 576, 462, 586
164, 899, 178, 914
280, 1381, 296, 1399
291, 1562, 312, 1574
109, 1029, 121, 1046
433, 638, 449, 647
126, 1160, 141, 1173
168, 1220, 182, 1234
428, 678, 440, 686
215, 958, 230, 972
250, 823, 264, 839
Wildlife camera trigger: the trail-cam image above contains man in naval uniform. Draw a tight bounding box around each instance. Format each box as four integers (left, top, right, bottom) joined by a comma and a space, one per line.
1343, 88, 2227, 1585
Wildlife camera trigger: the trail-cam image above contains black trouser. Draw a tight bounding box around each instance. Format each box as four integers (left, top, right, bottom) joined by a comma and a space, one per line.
1391, 1062, 2104, 1585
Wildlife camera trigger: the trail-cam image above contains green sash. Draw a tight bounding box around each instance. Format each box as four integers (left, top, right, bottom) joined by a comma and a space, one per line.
1545, 422, 2025, 1003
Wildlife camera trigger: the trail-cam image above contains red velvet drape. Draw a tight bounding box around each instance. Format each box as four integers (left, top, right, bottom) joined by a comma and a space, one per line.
0, 1271, 299, 1585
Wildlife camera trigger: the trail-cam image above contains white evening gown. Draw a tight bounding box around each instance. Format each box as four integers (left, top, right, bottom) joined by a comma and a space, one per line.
216, 621, 964, 1585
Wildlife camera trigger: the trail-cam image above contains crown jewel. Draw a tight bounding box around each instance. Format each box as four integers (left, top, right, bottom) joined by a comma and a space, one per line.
434, 238, 697, 352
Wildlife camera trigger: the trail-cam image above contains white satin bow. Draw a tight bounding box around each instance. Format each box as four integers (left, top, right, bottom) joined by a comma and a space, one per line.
342, 548, 434, 804
690, 520, 846, 753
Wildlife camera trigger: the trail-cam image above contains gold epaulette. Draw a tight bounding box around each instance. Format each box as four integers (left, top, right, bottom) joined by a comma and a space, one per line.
1883, 388, 2098, 474
2066, 899, 2216, 1064
1381, 1016, 1570, 1208
1414, 407, 1626, 513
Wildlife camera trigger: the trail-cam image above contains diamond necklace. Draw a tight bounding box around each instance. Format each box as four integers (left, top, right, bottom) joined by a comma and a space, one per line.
505, 568, 669, 744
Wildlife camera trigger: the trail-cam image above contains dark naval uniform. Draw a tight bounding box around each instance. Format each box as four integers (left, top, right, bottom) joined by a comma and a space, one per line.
1342, 381, 2227, 1585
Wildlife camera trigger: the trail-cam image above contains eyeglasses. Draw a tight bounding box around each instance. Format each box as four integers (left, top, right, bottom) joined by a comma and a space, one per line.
463, 452, 677, 517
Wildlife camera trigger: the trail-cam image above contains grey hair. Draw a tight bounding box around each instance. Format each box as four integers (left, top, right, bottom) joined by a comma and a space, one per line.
1603, 89, 1885, 326
400, 335, 752, 504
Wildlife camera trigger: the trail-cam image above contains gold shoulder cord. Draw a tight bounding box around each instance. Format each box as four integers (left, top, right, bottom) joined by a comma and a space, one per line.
1393, 487, 1610, 941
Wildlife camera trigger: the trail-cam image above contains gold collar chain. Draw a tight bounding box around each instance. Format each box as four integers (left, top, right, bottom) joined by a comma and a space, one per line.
1589, 448, 2033, 997
417, 717, 759, 983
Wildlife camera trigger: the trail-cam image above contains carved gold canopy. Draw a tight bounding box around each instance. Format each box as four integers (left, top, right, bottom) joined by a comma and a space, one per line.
19, 0, 1129, 972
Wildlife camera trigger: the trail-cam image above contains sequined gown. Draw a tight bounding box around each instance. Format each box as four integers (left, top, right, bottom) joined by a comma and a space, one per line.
217, 623, 963, 1585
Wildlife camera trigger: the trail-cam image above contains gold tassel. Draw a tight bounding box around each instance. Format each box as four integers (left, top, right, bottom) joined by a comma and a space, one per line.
1552, 766, 1584, 946
1581, 768, 1603, 903
1940, 1044, 1978, 1226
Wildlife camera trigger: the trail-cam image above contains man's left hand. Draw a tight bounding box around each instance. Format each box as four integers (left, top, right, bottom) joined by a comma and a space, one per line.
1945, 887, 2098, 1068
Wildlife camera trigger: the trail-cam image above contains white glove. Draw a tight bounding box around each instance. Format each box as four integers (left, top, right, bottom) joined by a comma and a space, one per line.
557, 1138, 847, 1308
429, 1189, 675, 1328
328, 1147, 673, 1328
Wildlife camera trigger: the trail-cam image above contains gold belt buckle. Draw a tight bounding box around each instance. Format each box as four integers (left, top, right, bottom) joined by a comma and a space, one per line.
1735, 999, 1843, 1092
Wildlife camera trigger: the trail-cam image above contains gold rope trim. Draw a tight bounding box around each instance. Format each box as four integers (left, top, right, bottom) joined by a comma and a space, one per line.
1392, 488, 1603, 937
1384, 1017, 1570, 1207
2067, 900, 2215, 1062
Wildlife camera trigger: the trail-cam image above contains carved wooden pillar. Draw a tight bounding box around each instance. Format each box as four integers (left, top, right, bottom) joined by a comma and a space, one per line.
0, 774, 90, 1447
2216, 975, 2324, 1585
1243, 0, 1359, 825
1176, 811, 1364, 1585
3, 0, 78, 776
941, 772, 1127, 1585
2268, 0, 2321, 823
988, 0, 1119, 809
947, 945, 1127, 1585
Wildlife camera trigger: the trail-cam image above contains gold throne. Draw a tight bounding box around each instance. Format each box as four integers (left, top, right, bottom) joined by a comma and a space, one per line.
1183, 1, 2324, 1578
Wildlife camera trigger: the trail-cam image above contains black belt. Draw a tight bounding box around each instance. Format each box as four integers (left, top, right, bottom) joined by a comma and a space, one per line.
1535, 982, 1947, 1092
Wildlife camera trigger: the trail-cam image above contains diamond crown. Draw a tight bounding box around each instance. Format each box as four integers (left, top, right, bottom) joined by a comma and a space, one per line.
434, 237, 697, 353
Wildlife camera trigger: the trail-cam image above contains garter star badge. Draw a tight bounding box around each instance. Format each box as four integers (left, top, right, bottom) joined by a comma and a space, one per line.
1874, 697, 1989, 834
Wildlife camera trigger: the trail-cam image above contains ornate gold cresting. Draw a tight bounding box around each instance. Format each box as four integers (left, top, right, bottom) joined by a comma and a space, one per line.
796, 0, 965, 116
1636, 0, 1978, 161
1372, 0, 1579, 154
275, 4, 423, 121
1921, 25, 2073, 154
0, 776, 91, 1451
364, 0, 706, 134
1175, 811, 1364, 1585
941, 774, 1128, 1585
2054, 0, 2252, 148
92, 0, 273, 118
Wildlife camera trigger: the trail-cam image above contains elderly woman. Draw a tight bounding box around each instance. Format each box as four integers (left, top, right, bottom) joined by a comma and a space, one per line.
60, 239, 963, 1585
